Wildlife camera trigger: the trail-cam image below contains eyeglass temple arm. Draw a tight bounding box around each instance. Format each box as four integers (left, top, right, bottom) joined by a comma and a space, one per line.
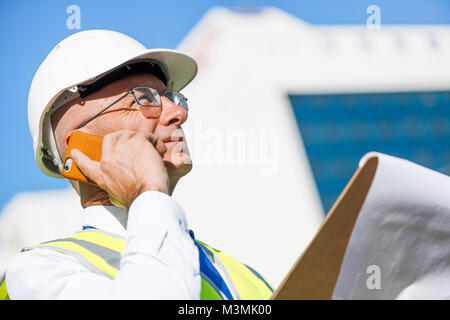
76, 91, 131, 129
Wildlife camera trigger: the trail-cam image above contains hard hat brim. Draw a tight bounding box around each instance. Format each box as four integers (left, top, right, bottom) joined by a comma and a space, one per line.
78, 48, 198, 92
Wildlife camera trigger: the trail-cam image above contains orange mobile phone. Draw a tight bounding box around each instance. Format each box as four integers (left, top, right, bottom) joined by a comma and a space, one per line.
62, 131, 103, 185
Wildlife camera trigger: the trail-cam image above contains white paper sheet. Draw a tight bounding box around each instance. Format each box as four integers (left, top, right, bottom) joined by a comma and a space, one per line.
332, 152, 450, 299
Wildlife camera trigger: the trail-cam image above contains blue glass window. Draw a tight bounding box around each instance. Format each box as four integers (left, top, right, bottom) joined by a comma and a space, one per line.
289, 91, 450, 214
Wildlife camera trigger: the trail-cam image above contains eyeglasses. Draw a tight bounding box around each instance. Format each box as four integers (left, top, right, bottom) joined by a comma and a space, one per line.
76, 87, 189, 129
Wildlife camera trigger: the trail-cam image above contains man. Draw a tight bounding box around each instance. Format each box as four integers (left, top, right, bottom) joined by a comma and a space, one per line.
0, 30, 273, 299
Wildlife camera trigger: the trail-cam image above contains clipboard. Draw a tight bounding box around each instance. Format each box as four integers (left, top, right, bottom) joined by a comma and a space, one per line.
272, 156, 379, 299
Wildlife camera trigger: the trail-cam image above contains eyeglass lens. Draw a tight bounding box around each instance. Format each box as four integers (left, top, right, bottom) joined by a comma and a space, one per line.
132, 87, 188, 112
132, 87, 161, 107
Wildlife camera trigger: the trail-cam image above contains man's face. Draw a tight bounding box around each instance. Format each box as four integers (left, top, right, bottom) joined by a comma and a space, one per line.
51, 73, 192, 182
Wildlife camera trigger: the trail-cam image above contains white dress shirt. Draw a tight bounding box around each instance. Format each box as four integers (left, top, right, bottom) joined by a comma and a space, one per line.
5, 191, 201, 299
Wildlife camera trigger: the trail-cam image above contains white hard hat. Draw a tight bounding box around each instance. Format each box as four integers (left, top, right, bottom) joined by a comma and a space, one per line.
28, 29, 198, 178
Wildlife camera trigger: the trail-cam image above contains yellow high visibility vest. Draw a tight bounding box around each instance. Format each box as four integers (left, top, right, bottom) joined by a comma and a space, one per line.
0, 229, 273, 300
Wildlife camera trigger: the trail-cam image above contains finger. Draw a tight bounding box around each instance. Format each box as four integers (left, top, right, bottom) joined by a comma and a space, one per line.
141, 132, 166, 156
154, 138, 167, 157
141, 132, 158, 146
102, 131, 122, 154
116, 130, 136, 145
138, 132, 165, 156
70, 149, 104, 186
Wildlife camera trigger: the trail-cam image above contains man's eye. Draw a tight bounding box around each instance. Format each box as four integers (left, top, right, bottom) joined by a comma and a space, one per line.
138, 96, 160, 107
138, 95, 152, 104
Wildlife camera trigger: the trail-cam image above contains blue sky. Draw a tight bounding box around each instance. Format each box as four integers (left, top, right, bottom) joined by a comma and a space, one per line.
0, 0, 449, 212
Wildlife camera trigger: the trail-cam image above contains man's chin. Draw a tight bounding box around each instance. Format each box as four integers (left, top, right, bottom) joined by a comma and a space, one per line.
164, 155, 193, 177
164, 157, 192, 195
163, 139, 192, 182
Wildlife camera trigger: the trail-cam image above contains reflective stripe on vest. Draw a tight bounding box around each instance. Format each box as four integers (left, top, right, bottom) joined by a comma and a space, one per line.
0, 273, 9, 300
196, 240, 274, 300
1, 229, 273, 300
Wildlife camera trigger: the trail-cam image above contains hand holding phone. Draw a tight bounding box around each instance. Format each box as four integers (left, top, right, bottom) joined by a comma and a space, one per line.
66, 130, 169, 208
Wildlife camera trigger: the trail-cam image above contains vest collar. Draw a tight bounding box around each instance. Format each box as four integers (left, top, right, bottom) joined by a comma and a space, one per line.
82, 205, 127, 237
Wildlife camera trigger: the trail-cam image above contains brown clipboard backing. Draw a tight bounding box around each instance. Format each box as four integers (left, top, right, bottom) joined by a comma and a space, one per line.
272, 156, 379, 300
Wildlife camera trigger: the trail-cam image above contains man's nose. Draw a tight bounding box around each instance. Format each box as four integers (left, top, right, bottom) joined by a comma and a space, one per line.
158, 96, 188, 126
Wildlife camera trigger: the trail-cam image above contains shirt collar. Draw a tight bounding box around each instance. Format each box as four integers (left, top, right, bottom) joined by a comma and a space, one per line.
82, 205, 128, 237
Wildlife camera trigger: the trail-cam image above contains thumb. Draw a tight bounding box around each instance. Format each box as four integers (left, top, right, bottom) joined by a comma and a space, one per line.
70, 149, 104, 186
